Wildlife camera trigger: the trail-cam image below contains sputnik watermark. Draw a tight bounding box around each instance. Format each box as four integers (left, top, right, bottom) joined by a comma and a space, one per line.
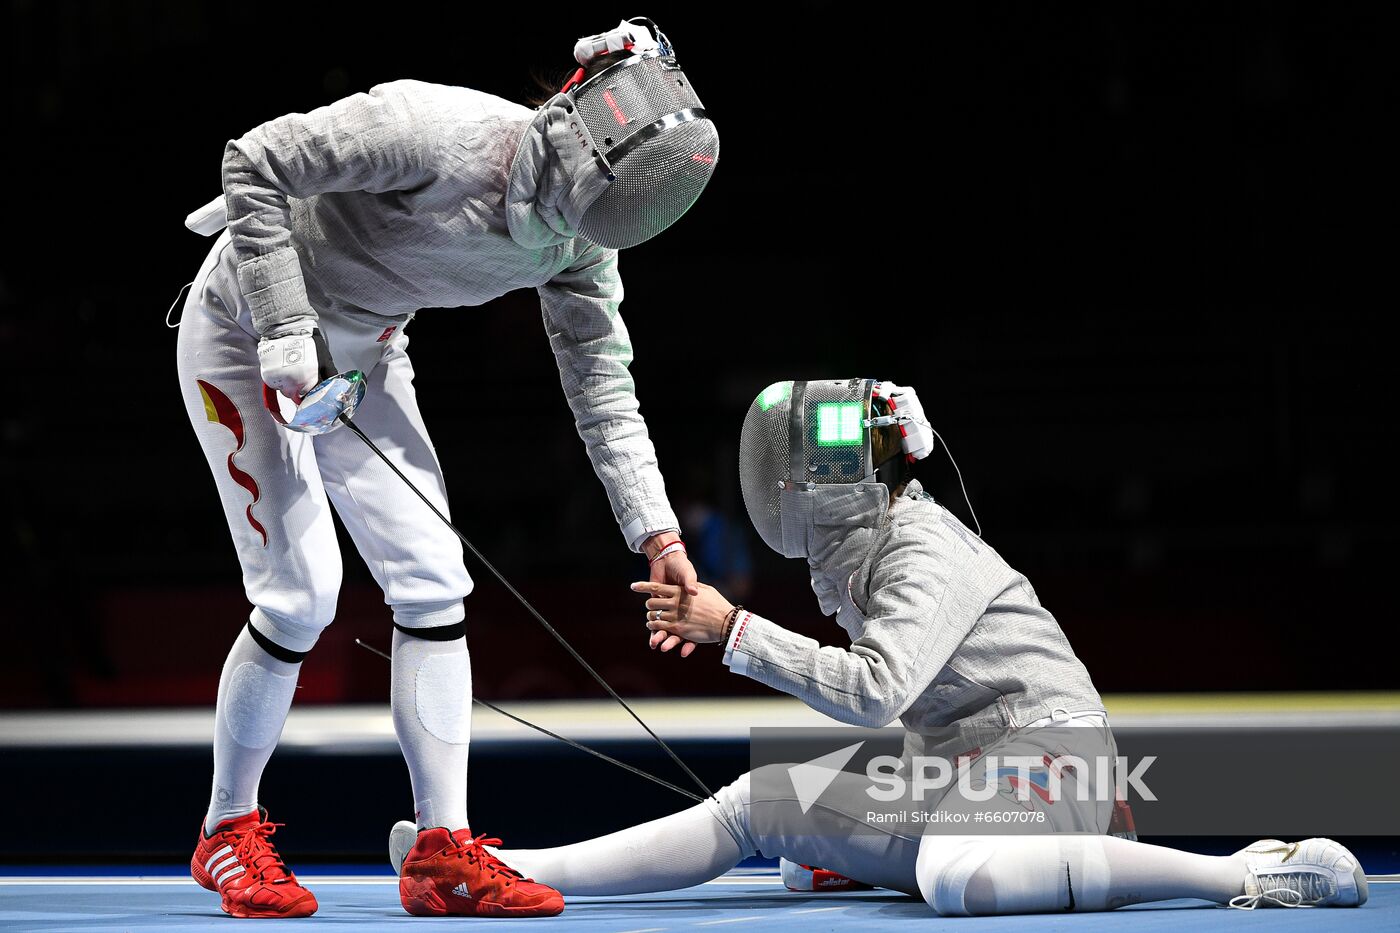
753, 727, 1154, 838
868, 808, 1046, 825
865, 753, 1157, 804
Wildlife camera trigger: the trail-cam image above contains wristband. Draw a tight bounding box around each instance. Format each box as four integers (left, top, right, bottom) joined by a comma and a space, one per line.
648, 541, 687, 564
720, 605, 744, 645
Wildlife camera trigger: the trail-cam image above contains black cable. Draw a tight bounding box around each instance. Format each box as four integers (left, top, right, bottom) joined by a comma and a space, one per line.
355, 640, 702, 803
339, 414, 715, 800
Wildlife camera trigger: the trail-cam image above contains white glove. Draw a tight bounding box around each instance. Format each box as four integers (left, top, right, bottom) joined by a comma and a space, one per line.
258, 327, 319, 402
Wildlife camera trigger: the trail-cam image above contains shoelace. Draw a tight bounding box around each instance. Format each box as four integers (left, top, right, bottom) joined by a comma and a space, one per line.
230, 820, 292, 883
1228, 870, 1331, 910
448, 832, 524, 885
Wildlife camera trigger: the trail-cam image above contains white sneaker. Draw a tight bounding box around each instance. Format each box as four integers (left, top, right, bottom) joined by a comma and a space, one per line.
389, 819, 417, 876
1229, 838, 1368, 909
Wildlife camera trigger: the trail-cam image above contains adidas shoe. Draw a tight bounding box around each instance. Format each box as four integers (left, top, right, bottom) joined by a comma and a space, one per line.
399, 827, 564, 917
190, 808, 317, 918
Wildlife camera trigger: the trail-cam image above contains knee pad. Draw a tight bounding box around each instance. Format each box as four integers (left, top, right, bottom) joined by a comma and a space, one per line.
916, 836, 996, 916
919, 835, 1111, 916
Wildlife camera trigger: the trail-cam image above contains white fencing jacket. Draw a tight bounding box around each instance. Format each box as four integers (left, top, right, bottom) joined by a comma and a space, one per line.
188, 80, 676, 550
724, 481, 1104, 758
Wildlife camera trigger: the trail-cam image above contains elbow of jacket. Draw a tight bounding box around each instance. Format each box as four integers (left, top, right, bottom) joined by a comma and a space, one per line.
843, 694, 905, 729
221, 139, 259, 184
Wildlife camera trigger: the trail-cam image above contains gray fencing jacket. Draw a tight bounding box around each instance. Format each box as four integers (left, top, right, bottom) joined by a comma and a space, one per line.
189, 79, 676, 549
724, 480, 1104, 760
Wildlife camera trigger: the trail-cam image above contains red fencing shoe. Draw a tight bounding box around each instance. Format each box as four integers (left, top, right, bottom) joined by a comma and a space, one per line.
781, 857, 874, 892
399, 828, 564, 917
190, 808, 318, 918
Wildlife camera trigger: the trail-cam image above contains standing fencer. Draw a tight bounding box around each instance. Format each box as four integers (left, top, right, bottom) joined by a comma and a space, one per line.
391, 379, 1369, 916
176, 19, 717, 919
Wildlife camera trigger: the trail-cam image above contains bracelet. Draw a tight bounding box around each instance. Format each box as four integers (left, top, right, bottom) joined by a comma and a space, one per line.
720, 605, 744, 646
648, 541, 687, 564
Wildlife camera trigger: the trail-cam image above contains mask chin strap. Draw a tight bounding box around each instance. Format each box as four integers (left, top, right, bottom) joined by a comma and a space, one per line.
560, 68, 586, 94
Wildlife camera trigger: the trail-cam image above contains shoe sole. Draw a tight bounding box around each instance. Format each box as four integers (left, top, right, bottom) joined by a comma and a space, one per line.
196, 856, 318, 917
1319, 838, 1369, 907
402, 900, 565, 918
190, 861, 217, 893
1352, 861, 1370, 907
400, 880, 563, 917
220, 894, 319, 919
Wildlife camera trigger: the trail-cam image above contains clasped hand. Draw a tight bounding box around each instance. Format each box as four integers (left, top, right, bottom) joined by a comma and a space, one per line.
631, 579, 736, 654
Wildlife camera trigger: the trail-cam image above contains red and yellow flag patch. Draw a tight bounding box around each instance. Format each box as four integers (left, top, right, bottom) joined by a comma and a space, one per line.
197, 379, 268, 547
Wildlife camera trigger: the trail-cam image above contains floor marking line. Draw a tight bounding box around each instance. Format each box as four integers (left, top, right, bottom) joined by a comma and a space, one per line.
695, 917, 763, 925
612, 928, 668, 932
789, 906, 849, 914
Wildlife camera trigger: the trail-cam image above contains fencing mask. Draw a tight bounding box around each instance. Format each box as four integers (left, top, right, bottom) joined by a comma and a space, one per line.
508, 18, 718, 251
739, 379, 936, 558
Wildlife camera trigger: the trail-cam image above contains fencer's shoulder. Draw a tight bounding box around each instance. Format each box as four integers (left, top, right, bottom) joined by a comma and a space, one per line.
880, 487, 987, 566
365, 79, 534, 126
886, 482, 943, 534
871, 504, 939, 567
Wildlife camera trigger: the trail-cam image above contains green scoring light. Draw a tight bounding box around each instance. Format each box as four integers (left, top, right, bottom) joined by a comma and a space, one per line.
757, 381, 792, 411
815, 402, 864, 446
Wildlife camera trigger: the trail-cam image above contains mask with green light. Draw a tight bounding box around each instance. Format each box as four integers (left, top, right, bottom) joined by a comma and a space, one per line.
739, 378, 927, 558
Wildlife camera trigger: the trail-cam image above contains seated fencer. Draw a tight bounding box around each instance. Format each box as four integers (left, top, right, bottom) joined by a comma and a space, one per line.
390, 378, 1369, 915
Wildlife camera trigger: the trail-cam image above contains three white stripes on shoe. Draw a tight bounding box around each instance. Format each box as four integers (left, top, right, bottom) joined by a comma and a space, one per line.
204, 845, 246, 887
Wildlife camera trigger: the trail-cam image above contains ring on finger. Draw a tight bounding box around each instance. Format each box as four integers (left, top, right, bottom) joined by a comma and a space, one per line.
651, 609, 661, 622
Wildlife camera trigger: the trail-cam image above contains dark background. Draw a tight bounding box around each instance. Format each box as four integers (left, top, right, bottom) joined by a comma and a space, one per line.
3, 2, 1396, 710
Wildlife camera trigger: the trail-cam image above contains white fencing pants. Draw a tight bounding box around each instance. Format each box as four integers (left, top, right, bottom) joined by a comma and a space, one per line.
176, 232, 473, 651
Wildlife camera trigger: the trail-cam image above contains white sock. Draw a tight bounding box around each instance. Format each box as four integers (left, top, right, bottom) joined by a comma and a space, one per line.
1093, 836, 1246, 908
205, 625, 300, 835
391, 629, 471, 832
495, 801, 744, 896
923, 834, 1248, 915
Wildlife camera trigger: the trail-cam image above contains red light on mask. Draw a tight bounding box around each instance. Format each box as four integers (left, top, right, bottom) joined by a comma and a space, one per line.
602, 90, 629, 126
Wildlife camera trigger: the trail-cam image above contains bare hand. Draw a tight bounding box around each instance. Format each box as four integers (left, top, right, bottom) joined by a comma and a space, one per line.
645, 546, 700, 657
631, 580, 735, 649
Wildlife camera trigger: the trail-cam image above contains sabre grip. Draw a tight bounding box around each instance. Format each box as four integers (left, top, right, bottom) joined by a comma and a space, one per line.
261, 326, 355, 432
311, 328, 337, 381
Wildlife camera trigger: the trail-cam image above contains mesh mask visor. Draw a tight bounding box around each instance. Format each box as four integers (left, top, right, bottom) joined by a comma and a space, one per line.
570, 51, 719, 249
740, 379, 888, 558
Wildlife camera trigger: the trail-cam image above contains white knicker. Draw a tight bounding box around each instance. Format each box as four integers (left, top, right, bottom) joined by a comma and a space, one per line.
176, 233, 473, 651
716, 713, 1115, 906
